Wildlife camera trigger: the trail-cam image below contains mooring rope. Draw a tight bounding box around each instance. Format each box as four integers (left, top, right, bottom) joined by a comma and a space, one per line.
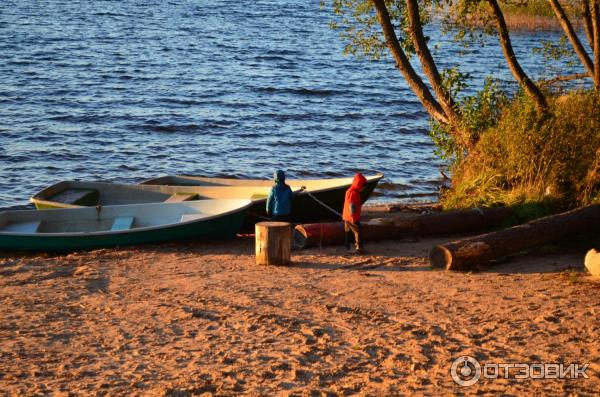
300, 186, 342, 218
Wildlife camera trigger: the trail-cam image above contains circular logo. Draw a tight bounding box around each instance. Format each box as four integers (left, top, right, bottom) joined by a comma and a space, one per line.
451, 356, 482, 387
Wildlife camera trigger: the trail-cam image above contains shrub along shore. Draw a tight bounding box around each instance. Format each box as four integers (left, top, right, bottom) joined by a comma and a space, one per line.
441, 90, 600, 217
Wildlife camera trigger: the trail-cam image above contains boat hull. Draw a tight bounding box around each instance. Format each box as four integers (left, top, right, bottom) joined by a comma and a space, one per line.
0, 214, 244, 252
0, 201, 250, 252
143, 174, 383, 227
242, 177, 380, 226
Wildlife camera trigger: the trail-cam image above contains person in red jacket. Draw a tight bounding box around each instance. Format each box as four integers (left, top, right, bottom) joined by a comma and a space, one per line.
342, 172, 367, 254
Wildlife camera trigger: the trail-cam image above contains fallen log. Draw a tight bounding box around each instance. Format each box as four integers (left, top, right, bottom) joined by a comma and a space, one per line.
584, 248, 600, 277
294, 207, 513, 249
430, 204, 600, 271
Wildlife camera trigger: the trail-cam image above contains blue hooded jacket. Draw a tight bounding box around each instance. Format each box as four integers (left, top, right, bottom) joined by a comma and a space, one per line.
266, 170, 293, 216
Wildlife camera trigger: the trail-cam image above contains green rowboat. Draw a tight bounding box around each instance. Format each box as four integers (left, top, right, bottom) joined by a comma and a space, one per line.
0, 199, 252, 252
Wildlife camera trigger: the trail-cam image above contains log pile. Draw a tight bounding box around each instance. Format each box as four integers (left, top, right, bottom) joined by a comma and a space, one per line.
430, 204, 600, 271
294, 207, 513, 249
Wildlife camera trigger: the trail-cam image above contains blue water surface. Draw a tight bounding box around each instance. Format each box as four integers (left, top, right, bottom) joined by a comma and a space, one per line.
0, 0, 584, 208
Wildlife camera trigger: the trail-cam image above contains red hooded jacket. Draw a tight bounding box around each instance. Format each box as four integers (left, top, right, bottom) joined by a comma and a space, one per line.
342, 173, 367, 224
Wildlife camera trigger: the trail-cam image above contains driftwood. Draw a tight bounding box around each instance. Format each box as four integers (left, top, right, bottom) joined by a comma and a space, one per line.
255, 222, 291, 266
585, 248, 600, 277
430, 204, 600, 271
294, 207, 513, 249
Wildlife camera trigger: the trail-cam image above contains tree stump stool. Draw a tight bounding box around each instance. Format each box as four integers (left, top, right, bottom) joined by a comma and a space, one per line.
255, 222, 291, 266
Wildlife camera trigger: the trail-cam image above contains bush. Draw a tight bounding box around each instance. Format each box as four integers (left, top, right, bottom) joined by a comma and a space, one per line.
442, 90, 600, 210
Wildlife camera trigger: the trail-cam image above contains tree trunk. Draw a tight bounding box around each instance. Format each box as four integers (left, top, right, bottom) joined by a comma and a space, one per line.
255, 222, 291, 266
584, 248, 600, 276
405, 0, 461, 129
430, 204, 600, 271
371, 0, 450, 125
592, 0, 600, 89
294, 207, 513, 249
487, 0, 548, 113
582, 0, 595, 49
548, 0, 594, 77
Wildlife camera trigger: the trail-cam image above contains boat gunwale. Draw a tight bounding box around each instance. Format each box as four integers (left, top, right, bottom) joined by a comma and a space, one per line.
29, 181, 306, 208
291, 173, 384, 197
0, 199, 253, 238
142, 173, 385, 196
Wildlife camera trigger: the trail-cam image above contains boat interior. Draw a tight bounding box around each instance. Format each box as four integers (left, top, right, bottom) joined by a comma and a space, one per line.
32, 181, 278, 207
0, 200, 249, 235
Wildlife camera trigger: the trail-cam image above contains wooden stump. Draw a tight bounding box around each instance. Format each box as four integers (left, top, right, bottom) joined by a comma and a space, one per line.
585, 249, 600, 277
255, 222, 291, 266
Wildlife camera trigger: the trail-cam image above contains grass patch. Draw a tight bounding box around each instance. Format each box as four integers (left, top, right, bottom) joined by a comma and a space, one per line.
499, 0, 582, 30
500, 0, 556, 18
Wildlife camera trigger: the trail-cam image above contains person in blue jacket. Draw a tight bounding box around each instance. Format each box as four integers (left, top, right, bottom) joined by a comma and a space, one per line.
266, 170, 293, 222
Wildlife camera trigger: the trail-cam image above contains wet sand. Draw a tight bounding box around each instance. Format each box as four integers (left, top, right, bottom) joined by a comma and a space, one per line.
0, 236, 599, 396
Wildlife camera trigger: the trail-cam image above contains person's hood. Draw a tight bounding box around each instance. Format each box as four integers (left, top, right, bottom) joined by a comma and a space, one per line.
351, 172, 367, 190
274, 170, 286, 184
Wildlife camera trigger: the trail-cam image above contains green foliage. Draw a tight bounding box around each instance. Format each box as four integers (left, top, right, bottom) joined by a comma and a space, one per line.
440, 66, 470, 97
533, 36, 578, 68
429, 119, 459, 161
442, 0, 496, 45
442, 91, 600, 210
429, 77, 508, 162
326, 0, 387, 59
458, 77, 508, 135
326, 0, 434, 60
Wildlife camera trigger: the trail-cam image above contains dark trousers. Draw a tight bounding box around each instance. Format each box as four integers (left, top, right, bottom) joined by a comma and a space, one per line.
344, 221, 362, 250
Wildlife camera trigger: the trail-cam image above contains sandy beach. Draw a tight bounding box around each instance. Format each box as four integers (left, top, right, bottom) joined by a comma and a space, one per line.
1, 229, 599, 396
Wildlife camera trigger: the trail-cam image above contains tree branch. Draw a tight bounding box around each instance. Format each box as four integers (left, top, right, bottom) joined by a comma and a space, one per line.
487, 0, 548, 113
405, 0, 461, 127
371, 0, 450, 125
592, 0, 600, 89
537, 72, 590, 86
582, 0, 595, 48
548, 0, 594, 76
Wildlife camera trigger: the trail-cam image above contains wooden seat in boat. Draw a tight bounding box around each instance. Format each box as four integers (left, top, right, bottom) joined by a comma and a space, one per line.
50, 188, 99, 206
111, 216, 134, 231
3, 220, 42, 233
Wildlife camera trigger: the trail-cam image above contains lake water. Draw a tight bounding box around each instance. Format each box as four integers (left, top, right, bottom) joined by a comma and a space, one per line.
0, 0, 583, 208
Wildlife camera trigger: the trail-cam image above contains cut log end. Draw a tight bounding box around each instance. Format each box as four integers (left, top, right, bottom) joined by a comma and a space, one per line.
429, 246, 452, 269
584, 248, 600, 277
